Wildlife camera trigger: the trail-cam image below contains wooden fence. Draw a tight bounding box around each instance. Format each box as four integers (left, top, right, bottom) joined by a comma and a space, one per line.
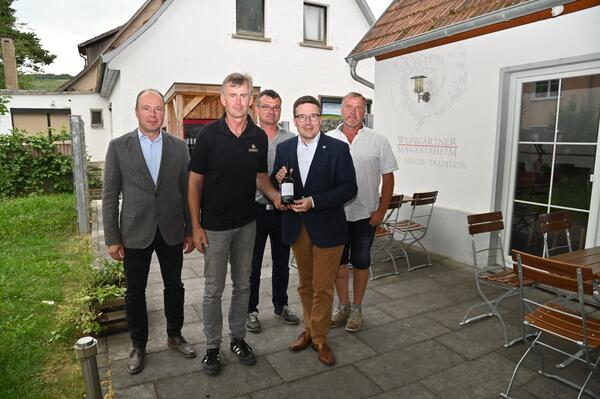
26, 140, 72, 158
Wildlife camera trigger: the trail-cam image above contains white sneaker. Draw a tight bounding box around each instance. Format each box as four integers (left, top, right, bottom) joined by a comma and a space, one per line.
345, 307, 363, 332
331, 304, 351, 328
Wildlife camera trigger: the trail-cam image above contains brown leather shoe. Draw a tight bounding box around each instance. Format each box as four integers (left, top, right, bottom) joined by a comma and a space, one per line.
168, 336, 196, 358
289, 331, 311, 351
127, 348, 145, 374
312, 342, 335, 366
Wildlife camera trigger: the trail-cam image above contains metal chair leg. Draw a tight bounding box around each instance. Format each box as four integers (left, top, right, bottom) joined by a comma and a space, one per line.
403, 231, 432, 271
556, 349, 583, 369
370, 236, 399, 280
577, 356, 600, 399
500, 333, 541, 398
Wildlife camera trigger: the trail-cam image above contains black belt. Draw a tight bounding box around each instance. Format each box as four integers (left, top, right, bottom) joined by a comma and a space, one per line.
256, 202, 275, 211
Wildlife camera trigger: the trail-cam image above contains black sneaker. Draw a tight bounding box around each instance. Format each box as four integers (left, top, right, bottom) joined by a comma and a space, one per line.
202, 348, 221, 376
230, 338, 256, 366
274, 305, 300, 325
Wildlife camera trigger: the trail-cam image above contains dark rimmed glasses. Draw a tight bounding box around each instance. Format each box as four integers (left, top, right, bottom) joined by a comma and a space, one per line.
295, 113, 320, 122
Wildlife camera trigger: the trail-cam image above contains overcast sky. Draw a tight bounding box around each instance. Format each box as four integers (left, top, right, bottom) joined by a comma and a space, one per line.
12, 0, 392, 75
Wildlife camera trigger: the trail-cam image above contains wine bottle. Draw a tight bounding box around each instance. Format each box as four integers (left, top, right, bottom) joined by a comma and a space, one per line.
281, 163, 294, 205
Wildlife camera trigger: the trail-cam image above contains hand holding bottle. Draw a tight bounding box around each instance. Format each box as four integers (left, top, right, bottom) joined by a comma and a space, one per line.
275, 166, 290, 184
272, 192, 289, 211
290, 197, 313, 213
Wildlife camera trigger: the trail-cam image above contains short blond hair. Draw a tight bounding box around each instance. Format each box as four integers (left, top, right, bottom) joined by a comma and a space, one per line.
342, 92, 366, 107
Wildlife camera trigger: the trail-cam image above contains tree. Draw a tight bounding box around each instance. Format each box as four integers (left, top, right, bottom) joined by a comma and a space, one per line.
0, 94, 8, 115
0, 0, 56, 88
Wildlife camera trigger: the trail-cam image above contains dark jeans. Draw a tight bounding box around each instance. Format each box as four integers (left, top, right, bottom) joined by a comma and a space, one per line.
123, 228, 184, 350
248, 203, 291, 313
340, 218, 376, 269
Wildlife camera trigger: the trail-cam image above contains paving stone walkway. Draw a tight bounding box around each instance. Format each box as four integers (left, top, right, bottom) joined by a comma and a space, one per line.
91, 201, 598, 398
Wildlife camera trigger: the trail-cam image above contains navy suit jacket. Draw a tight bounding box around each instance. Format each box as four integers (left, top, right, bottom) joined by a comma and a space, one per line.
273, 133, 357, 248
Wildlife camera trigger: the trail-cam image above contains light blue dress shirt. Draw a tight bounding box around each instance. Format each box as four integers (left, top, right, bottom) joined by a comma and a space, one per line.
138, 129, 163, 186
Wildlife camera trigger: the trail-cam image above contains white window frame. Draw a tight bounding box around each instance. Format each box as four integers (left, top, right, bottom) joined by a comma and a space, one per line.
90, 109, 103, 128
235, 0, 265, 37
303, 2, 328, 46
498, 58, 600, 263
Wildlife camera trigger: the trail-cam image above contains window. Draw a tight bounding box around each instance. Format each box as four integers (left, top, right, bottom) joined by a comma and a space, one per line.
510, 74, 600, 255
320, 96, 372, 116
304, 3, 327, 44
319, 96, 373, 131
90, 109, 103, 128
236, 0, 264, 36
534, 79, 559, 99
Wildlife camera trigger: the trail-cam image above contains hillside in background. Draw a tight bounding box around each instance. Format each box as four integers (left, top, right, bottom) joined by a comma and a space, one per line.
20, 73, 72, 91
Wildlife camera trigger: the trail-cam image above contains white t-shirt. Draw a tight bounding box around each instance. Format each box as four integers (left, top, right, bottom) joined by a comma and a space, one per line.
327, 124, 398, 222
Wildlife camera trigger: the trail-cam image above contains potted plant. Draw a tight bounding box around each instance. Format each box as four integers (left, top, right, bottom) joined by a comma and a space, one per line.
65, 259, 127, 336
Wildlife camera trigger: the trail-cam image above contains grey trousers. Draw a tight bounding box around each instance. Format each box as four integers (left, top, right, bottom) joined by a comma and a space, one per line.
203, 220, 256, 349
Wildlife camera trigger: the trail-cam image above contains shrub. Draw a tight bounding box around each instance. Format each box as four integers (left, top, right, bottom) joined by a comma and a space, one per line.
0, 130, 73, 197
60, 259, 126, 336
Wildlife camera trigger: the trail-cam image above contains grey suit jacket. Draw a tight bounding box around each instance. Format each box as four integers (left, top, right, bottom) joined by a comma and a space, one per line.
102, 129, 192, 249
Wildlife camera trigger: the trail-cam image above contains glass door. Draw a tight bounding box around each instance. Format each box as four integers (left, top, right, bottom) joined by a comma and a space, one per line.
510, 73, 600, 256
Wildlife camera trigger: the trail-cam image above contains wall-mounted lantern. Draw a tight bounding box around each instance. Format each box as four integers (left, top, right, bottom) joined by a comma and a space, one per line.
410, 75, 430, 103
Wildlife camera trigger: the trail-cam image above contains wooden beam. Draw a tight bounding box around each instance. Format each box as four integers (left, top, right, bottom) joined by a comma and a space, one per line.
175, 94, 184, 138
164, 82, 262, 103
165, 101, 175, 134
164, 83, 222, 102
183, 95, 206, 118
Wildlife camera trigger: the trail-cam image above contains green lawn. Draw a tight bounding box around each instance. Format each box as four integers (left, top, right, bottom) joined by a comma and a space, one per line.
0, 194, 95, 398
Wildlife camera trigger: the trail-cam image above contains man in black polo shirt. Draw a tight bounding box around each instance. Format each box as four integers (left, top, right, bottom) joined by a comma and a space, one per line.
188, 73, 283, 376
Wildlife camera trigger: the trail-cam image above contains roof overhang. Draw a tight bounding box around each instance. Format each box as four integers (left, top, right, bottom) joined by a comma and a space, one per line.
77, 26, 121, 56
102, 0, 174, 64
347, 0, 600, 63
99, 65, 120, 98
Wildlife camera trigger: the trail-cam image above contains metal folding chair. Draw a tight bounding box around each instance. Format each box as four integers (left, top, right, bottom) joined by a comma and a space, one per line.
461, 211, 536, 347
502, 250, 600, 399
370, 194, 403, 280
393, 191, 437, 271
540, 211, 592, 369
540, 211, 573, 258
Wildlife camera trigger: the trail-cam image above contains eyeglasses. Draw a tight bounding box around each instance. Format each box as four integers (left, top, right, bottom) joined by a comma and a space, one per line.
258, 104, 281, 111
295, 114, 321, 122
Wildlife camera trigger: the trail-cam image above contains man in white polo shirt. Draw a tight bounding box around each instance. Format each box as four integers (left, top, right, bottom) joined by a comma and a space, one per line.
326, 92, 398, 332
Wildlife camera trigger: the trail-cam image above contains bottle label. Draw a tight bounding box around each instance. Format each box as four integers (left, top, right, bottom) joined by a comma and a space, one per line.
281, 182, 294, 196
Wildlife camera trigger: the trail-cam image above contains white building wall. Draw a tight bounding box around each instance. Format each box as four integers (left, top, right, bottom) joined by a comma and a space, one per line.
106, 0, 374, 136
374, 7, 600, 263
0, 92, 111, 161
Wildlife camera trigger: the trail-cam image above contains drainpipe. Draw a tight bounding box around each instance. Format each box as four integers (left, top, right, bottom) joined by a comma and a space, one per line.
347, 58, 374, 89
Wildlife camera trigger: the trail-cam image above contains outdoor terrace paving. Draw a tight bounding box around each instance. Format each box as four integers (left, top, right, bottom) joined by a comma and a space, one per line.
90, 202, 599, 398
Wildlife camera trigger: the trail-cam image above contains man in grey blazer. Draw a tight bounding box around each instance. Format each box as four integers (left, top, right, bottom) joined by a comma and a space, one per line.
102, 89, 196, 375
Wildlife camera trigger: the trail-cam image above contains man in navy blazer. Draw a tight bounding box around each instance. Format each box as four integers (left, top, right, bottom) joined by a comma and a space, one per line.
273, 95, 357, 366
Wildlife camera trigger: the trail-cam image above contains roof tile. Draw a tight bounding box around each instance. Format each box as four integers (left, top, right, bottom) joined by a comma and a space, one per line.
349, 0, 530, 56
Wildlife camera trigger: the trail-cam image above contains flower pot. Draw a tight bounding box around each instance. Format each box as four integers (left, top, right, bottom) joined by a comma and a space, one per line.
97, 297, 127, 335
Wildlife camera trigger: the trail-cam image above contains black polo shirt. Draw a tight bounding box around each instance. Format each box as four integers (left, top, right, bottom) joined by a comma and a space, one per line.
189, 116, 268, 231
